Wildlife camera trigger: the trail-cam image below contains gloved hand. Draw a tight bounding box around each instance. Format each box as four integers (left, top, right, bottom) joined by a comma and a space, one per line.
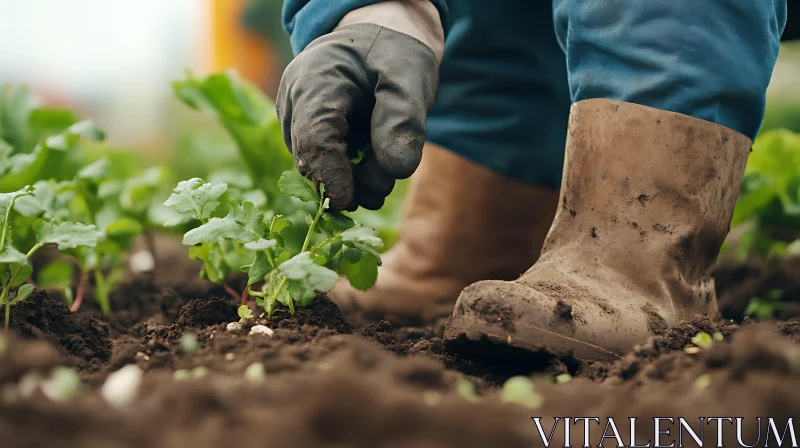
277, 2, 443, 211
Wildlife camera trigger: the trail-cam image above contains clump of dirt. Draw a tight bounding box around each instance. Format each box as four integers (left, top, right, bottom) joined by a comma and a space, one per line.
0, 332, 63, 384
9, 289, 111, 372
173, 296, 236, 332
268, 294, 352, 334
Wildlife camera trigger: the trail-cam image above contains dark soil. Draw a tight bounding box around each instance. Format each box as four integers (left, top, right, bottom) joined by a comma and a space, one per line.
714, 257, 800, 321
8, 290, 112, 372
1, 246, 799, 447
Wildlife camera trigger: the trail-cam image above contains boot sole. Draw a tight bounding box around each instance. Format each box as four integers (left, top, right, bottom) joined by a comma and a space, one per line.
444, 317, 622, 362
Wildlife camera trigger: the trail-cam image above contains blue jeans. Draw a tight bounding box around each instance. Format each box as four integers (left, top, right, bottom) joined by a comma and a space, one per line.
284, 0, 786, 188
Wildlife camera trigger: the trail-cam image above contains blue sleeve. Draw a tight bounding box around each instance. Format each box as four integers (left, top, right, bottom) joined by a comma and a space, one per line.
282, 0, 449, 54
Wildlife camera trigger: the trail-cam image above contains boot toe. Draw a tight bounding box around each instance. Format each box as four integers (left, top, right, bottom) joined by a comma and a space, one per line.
444, 280, 622, 361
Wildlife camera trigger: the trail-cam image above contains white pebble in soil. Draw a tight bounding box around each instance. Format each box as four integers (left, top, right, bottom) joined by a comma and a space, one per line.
226, 322, 243, 333
129, 250, 155, 273
249, 325, 274, 337
102, 365, 144, 409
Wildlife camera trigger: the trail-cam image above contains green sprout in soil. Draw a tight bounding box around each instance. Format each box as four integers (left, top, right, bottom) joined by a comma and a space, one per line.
745, 289, 784, 319
501, 376, 543, 409
1, 186, 100, 329
237, 305, 253, 323
457, 379, 481, 404
691, 331, 725, 350
165, 171, 382, 319
181, 333, 199, 354
694, 373, 712, 390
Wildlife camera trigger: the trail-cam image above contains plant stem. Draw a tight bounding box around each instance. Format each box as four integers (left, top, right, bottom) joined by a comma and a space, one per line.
25, 243, 43, 260
0, 193, 30, 251
95, 270, 110, 315
266, 276, 290, 319
301, 199, 327, 253
1, 285, 9, 330
241, 287, 249, 305
223, 283, 242, 303
70, 271, 89, 312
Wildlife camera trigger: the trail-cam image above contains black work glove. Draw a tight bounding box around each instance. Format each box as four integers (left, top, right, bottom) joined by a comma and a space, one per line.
277, 24, 439, 211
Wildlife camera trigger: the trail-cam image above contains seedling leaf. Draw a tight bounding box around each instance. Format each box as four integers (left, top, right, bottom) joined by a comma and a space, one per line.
164, 178, 227, 219
501, 376, 543, 409
340, 253, 378, 291
183, 213, 255, 245
278, 171, 319, 203
279, 252, 338, 293
33, 221, 100, 250
691, 332, 714, 349
238, 305, 254, 323
11, 284, 34, 304
457, 379, 481, 403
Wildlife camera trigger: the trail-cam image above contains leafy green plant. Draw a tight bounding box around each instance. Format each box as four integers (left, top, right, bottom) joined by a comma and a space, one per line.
1, 187, 100, 328
165, 170, 382, 318
171, 70, 405, 249
18, 160, 146, 314
172, 70, 294, 205
0, 84, 105, 192
744, 289, 784, 319
731, 129, 800, 259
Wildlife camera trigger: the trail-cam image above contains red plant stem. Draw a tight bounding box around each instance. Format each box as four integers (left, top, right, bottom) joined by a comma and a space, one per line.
223, 283, 242, 303
241, 287, 249, 305
70, 271, 89, 312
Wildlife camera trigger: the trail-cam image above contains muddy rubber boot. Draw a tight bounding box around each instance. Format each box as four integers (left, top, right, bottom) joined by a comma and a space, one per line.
444, 99, 752, 360
330, 143, 560, 325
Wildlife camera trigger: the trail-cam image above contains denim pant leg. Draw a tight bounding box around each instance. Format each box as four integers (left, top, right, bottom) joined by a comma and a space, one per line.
427, 0, 571, 190
552, 0, 787, 139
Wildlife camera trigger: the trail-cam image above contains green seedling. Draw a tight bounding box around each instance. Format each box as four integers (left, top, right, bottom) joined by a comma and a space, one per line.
1, 186, 100, 328
745, 289, 784, 319
691, 332, 714, 349
501, 376, 544, 409
166, 171, 382, 319
181, 333, 199, 354
457, 379, 481, 404
20, 161, 143, 314
555, 373, 572, 384
694, 373, 712, 390
237, 305, 253, 323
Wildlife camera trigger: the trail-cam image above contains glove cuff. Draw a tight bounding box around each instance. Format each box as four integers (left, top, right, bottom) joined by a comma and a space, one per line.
335, 0, 444, 62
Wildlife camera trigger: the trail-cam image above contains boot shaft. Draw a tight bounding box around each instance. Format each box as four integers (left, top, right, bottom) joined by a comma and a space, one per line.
538, 99, 752, 314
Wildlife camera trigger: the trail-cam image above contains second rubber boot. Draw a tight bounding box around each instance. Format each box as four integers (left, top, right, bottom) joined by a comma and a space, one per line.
330, 143, 560, 325
444, 99, 752, 360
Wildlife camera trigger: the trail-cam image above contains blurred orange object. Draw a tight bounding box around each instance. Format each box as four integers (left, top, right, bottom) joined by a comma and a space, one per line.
210, 0, 281, 92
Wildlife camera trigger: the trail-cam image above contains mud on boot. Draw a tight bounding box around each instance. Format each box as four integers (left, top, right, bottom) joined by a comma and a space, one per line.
444, 99, 752, 361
